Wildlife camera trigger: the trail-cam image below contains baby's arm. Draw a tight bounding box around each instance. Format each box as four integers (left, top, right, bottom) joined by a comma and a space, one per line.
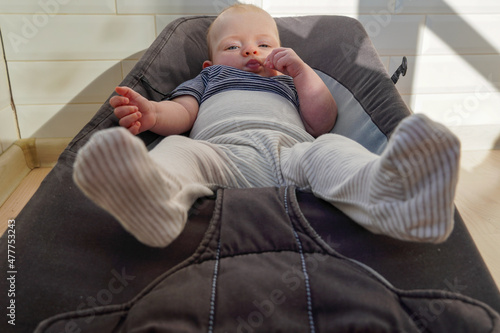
110, 86, 199, 136
265, 48, 337, 137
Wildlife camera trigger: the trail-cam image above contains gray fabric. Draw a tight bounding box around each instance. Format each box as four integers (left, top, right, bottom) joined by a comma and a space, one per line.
317, 70, 388, 154
35, 187, 500, 332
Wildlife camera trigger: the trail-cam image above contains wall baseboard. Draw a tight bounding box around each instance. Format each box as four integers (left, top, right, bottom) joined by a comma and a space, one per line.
0, 138, 71, 206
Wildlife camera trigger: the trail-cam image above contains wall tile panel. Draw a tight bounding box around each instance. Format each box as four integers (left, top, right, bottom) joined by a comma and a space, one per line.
117, 0, 259, 14
412, 92, 500, 127
0, 105, 18, 153
358, 14, 424, 56
0, 0, 115, 14
422, 15, 500, 55
17, 104, 98, 138
0, 37, 11, 109
264, 0, 394, 15
395, 0, 500, 14
0, 15, 155, 61
8, 61, 123, 105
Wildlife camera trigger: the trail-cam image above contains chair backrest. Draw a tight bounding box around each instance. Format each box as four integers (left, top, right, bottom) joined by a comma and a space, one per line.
69, 15, 411, 155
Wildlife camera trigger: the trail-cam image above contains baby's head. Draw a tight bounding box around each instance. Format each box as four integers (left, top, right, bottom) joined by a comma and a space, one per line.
203, 4, 281, 77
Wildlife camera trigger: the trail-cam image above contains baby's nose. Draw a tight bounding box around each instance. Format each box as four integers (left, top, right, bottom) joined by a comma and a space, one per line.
243, 47, 258, 56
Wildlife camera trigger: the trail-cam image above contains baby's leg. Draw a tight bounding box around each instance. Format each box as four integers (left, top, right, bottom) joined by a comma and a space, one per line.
281, 114, 460, 243
73, 127, 232, 247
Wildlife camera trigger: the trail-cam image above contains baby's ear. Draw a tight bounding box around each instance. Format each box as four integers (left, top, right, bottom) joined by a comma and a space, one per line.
202, 60, 213, 69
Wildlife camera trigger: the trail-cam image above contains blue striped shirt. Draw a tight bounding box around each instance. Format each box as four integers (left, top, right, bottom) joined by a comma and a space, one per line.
168, 65, 300, 110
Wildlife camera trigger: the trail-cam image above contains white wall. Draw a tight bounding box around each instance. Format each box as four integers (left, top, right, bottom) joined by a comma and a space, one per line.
0, 0, 499, 150
0, 30, 19, 154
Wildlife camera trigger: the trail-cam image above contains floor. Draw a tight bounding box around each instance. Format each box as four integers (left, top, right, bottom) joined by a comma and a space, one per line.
0, 167, 52, 232
453, 149, 500, 288
0, 150, 499, 288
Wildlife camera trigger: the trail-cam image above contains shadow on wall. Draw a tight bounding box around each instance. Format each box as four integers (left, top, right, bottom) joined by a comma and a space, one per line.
362, 0, 500, 95
28, 51, 145, 138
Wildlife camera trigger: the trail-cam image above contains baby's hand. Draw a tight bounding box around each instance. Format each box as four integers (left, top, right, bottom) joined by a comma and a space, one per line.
264, 48, 307, 78
110, 87, 156, 135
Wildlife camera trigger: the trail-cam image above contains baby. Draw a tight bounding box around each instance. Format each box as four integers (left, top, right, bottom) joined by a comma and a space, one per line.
73, 4, 460, 247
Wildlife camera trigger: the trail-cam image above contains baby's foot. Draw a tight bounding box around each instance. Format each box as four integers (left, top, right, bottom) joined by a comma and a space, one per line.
73, 127, 201, 247
370, 114, 460, 242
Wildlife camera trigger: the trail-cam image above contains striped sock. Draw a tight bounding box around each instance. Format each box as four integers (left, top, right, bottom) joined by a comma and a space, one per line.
73, 127, 213, 247
371, 115, 460, 242
283, 114, 460, 243
336, 115, 460, 243
366, 114, 461, 242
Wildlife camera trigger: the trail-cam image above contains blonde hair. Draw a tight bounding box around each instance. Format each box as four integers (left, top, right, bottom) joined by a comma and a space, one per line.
206, 4, 280, 59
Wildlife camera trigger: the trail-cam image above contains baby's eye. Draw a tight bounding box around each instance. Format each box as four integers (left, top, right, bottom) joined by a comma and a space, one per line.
226, 45, 239, 50
259, 44, 271, 48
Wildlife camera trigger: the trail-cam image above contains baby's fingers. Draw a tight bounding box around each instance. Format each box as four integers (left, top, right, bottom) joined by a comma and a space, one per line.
115, 86, 135, 98
114, 105, 138, 119
264, 48, 282, 68
118, 111, 142, 129
127, 122, 141, 136
116, 86, 146, 105
264, 53, 275, 69
109, 95, 130, 108
266, 48, 291, 72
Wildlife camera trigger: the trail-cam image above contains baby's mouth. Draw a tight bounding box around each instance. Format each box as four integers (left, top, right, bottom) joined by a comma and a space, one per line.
245, 59, 262, 71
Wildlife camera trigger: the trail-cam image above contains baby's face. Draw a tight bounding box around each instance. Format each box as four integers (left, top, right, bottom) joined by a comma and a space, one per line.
204, 10, 281, 77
